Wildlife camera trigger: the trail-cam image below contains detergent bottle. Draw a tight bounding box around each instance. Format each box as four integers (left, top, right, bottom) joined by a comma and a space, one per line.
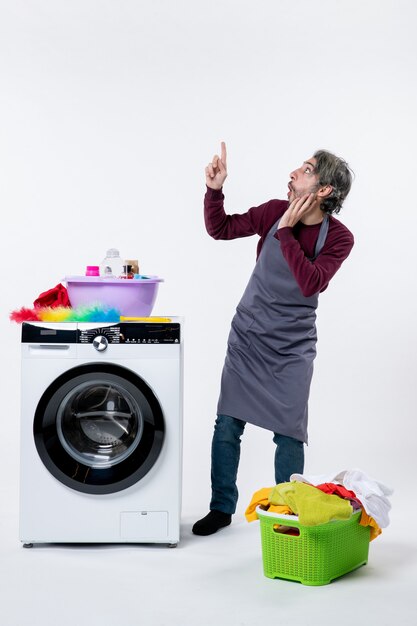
100, 248, 124, 278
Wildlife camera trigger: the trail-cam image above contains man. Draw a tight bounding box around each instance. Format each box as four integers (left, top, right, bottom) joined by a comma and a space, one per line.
192, 142, 354, 536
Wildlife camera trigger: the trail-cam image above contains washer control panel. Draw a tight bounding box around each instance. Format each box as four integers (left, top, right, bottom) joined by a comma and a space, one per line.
78, 323, 181, 344
22, 322, 181, 344
78, 325, 120, 345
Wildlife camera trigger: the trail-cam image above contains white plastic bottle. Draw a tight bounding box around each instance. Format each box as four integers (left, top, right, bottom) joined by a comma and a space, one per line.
100, 248, 124, 278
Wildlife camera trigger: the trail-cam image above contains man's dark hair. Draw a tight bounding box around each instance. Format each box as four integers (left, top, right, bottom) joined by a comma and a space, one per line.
313, 150, 354, 215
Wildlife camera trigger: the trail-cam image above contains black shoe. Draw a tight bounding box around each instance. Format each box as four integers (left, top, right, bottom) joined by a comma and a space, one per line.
192, 510, 232, 536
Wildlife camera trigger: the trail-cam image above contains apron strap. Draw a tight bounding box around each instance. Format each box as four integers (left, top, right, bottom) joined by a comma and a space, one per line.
273, 214, 329, 261
311, 215, 329, 260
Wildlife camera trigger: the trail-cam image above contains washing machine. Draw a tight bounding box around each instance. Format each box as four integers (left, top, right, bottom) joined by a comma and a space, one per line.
19, 319, 183, 547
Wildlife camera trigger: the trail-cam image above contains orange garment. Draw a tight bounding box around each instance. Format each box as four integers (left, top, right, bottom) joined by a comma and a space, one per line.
268, 504, 294, 516
245, 487, 292, 522
360, 510, 382, 541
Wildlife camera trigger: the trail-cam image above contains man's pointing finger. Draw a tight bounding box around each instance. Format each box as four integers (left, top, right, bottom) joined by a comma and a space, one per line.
221, 141, 227, 165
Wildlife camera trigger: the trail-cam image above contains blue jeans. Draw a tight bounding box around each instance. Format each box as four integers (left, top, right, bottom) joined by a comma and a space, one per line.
210, 414, 305, 514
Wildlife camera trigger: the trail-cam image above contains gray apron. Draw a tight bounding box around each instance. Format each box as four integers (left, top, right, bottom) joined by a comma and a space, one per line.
217, 216, 329, 443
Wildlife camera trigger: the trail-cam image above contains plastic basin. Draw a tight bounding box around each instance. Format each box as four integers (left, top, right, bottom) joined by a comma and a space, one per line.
65, 276, 163, 317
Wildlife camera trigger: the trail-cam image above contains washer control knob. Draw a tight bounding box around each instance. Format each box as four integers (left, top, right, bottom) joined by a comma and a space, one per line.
93, 335, 108, 351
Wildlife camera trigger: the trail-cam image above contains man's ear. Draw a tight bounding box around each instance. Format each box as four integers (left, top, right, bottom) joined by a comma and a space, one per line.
317, 184, 333, 199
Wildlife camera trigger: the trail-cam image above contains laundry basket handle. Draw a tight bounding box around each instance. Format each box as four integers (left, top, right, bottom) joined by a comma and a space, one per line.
256, 506, 303, 535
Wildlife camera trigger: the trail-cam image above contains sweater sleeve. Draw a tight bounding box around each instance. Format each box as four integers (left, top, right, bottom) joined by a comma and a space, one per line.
275, 224, 354, 297
204, 187, 270, 240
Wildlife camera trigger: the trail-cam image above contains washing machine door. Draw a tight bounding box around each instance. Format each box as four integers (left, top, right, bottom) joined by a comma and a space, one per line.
34, 363, 165, 494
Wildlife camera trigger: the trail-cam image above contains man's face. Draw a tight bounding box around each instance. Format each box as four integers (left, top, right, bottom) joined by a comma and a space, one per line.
287, 157, 320, 202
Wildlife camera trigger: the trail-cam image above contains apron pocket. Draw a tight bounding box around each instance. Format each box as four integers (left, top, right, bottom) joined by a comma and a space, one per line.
228, 305, 255, 348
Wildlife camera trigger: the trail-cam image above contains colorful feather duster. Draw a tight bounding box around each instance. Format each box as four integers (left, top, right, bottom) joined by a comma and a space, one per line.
10, 304, 121, 324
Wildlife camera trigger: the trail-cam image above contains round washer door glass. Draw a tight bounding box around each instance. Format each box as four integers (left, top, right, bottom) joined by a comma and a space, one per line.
56, 380, 143, 468
34, 364, 165, 494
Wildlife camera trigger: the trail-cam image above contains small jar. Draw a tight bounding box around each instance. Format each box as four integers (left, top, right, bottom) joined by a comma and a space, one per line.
120, 264, 134, 279
85, 265, 100, 276
124, 259, 139, 275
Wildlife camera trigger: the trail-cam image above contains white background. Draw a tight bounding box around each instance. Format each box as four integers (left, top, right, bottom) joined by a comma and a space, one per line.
0, 2, 416, 624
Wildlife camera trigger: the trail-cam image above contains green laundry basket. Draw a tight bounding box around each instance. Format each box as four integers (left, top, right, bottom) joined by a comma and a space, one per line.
256, 507, 370, 586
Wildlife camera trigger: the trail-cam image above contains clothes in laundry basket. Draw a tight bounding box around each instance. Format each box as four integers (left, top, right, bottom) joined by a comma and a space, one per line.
269, 481, 353, 526
245, 483, 353, 526
246, 470, 387, 541
290, 469, 393, 528
314, 483, 382, 540
315, 482, 362, 508
245, 487, 292, 522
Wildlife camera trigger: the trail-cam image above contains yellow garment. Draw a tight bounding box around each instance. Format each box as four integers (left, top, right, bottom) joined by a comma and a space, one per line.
268, 503, 293, 516
269, 482, 353, 526
360, 510, 382, 541
244, 487, 292, 522
245, 487, 272, 522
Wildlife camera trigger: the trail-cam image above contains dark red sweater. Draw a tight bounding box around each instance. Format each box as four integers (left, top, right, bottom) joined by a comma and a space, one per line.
204, 187, 354, 297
